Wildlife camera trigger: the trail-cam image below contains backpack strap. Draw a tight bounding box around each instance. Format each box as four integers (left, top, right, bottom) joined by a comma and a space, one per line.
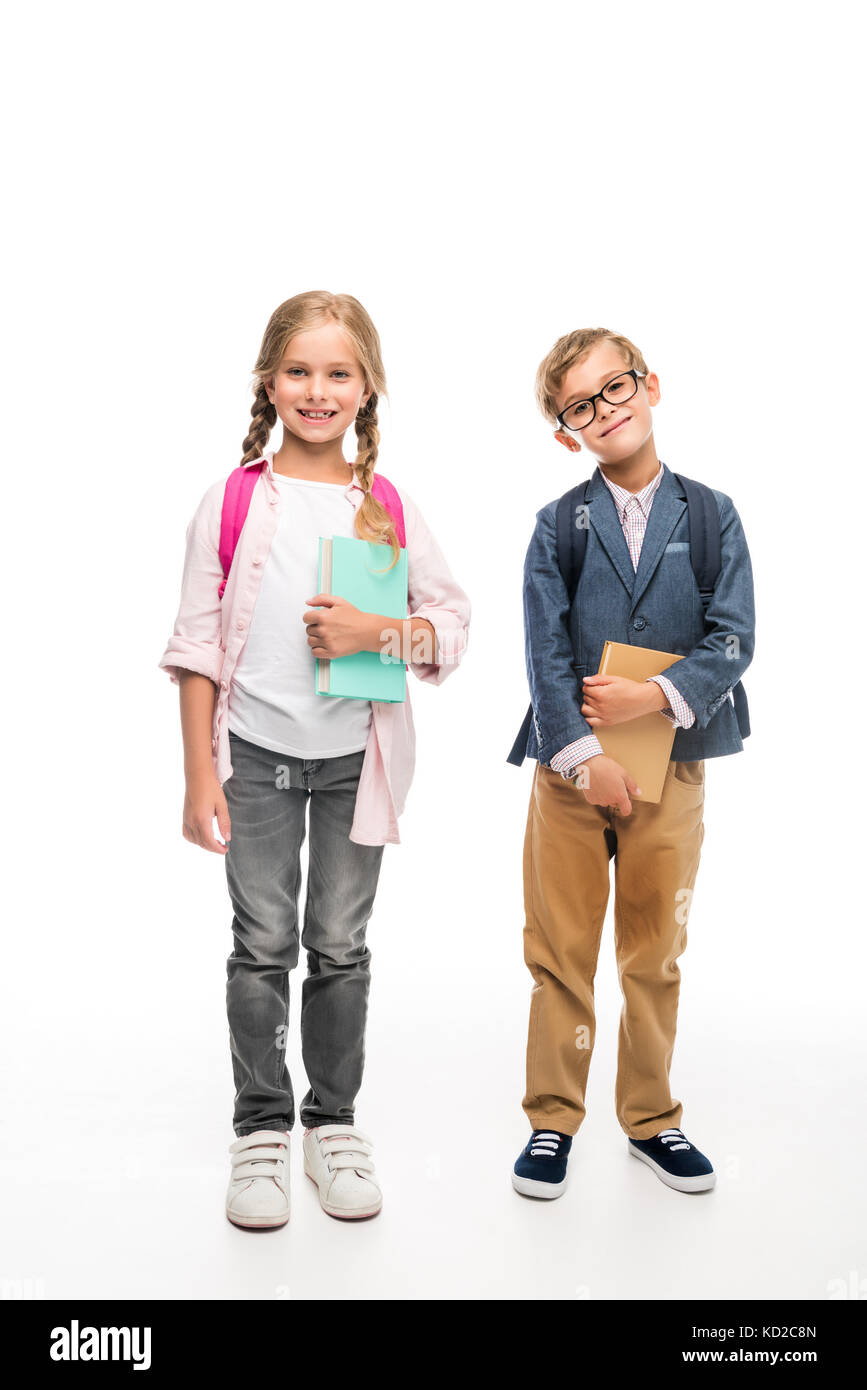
672, 472, 750, 738
555, 479, 592, 686
369, 472, 406, 548
672, 472, 720, 600
506, 480, 593, 766
556, 479, 592, 607
218, 460, 265, 599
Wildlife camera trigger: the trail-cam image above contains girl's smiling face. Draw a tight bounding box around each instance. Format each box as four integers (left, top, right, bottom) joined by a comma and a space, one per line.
265, 321, 371, 443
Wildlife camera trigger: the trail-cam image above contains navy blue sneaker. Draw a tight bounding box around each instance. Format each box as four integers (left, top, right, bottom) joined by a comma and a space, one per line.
628, 1127, 716, 1192
512, 1129, 573, 1199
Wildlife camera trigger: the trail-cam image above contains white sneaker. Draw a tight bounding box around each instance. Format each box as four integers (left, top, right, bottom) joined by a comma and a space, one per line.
303, 1124, 382, 1220
226, 1129, 291, 1229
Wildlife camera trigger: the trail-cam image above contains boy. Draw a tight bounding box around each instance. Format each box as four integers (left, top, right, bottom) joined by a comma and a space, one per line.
508, 328, 755, 1198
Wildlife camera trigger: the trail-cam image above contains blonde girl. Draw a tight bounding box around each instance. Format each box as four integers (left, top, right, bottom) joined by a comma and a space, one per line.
158, 292, 470, 1228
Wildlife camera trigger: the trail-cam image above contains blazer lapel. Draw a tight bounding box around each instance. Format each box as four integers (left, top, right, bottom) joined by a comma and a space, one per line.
585, 462, 687, 611
584, 466, 636, 598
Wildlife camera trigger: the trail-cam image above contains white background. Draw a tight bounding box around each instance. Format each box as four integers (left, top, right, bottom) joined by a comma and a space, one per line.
2, 0, 864, 1302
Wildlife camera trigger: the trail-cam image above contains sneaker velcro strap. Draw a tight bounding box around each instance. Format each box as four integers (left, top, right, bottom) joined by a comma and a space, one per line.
315, 1124, 373, 1146
319, 1137, 373, 1158
231, 1159, 286, 1183
229, 1132, 289, 1155
324, 1152, 375, 1173
230, 1145, 286, 1169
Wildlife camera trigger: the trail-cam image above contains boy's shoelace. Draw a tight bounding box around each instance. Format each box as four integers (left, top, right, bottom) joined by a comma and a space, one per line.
656, 1128, 691, 1152
529, 1131, 566, 1158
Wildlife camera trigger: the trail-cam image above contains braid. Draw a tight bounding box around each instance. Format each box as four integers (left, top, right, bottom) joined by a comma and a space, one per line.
353, 395, 400, 571
353, 394, 380, 493
241, 382, 276, 465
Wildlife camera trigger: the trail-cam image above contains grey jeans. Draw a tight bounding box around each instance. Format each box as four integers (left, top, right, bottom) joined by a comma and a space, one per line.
222, 729, 385, 1136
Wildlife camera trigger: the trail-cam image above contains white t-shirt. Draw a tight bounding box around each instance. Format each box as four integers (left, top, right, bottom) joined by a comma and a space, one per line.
227, 472, 373, 759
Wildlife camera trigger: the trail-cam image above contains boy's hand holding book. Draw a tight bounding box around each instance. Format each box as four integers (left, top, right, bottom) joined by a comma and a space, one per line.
572, 755, 642, 816
580, 673, 669, 726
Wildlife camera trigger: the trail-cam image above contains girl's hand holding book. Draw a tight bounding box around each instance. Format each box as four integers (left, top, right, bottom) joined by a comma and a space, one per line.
303, 594, 376, 659
303, 595, 435, 664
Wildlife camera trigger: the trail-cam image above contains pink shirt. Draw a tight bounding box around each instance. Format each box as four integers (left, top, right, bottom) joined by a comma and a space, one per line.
158, 452, 471, 846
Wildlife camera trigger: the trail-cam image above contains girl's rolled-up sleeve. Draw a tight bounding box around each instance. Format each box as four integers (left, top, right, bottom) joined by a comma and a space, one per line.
157, 480, 226, 686
400, 486, 471, 686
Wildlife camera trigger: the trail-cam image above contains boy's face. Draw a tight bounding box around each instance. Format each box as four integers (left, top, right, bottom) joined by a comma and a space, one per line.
552, 342, 660, 463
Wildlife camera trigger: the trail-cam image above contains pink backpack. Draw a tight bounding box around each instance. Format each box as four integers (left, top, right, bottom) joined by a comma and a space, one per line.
218, 459, 406, 598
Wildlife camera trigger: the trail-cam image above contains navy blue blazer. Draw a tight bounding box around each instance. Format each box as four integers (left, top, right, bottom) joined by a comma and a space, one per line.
509, 461, 755, 765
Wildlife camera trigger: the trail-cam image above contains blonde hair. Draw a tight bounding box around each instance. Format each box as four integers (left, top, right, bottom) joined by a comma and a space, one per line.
242, 290, 400, 571
535, 327, 649, 426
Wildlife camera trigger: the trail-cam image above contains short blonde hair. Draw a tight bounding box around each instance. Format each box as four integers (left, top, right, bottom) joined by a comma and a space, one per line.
535, 327, 649, 426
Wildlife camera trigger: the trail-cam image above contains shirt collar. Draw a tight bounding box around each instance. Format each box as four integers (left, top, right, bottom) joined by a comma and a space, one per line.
598, 460, 664, 520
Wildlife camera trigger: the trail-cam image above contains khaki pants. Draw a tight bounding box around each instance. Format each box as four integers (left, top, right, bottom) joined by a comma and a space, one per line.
522, 759, 705, 1140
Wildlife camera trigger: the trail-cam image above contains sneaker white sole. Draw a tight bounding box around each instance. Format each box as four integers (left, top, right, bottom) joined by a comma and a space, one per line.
628, 1142, 717, 1192
511, 1171, 568, 1199
226, 1208, 290, 1230
303, 1168, 382, 1220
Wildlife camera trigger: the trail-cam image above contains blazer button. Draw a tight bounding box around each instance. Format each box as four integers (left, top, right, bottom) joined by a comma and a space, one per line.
235, 619, 246, 630
633, 617, 647, 630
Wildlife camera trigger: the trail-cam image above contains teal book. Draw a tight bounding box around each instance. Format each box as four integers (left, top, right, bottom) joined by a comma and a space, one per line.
315, 536, 408, 703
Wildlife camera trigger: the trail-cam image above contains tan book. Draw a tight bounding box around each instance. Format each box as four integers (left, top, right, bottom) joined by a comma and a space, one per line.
587, 640, 686, 804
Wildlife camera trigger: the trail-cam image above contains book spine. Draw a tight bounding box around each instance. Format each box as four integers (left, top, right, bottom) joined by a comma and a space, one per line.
315, 539, 332, 695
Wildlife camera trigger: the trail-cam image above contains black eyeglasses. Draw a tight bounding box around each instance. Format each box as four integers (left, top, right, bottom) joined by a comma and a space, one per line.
556, 369, 646, 433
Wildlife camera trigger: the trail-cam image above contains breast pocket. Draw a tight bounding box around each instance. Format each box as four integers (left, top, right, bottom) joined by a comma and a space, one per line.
658, 544, 702, 634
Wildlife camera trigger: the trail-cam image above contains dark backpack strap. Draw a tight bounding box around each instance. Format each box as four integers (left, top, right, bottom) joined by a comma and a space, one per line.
673, 472, 750, 739
673, 472, 720, 599
507, 481, 593, 766
556, 480, 592, 689
555, 479, 592, 607
732, 682, 751, 738
506, 705, 534, 766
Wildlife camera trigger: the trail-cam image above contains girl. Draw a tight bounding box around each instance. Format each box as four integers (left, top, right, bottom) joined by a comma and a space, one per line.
158, 292, 471, 1229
